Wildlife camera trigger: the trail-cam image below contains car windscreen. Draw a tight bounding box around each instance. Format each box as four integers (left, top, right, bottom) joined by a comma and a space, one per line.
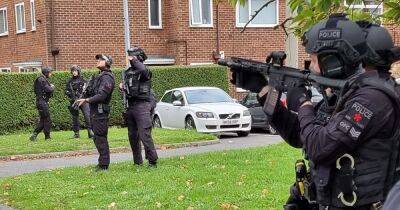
185, 89, 233, 104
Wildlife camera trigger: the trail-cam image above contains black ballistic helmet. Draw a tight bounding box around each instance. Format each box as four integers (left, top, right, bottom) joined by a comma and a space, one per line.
127, 46, 148, 62
356, 21, 395, 71
70, 65, 81, 75
41, 67, 52, 76
302, 14, 368, 79
95, 54, 113, 67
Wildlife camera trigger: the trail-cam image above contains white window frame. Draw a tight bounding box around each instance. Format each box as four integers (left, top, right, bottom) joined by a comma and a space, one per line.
189, 0, 213, 27
0, 7, 8, 36
30, 0, 36, 31
0, 67, 11, 73
235, 0, 279, 28
344, 0, 383, 15
148, 0, 162, 29
15, 2, 26, 34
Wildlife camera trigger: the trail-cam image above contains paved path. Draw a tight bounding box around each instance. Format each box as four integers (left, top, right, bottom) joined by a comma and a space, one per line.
0, 133, 282, 210
0, 133, 281, 178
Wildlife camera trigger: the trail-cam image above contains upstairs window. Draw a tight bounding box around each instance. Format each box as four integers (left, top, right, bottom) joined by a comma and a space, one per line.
0, 7, 8, 36
149, 0, 162, 29
236, 0, 279, 27
190, 0, 213, 27
15, 3, 26, 33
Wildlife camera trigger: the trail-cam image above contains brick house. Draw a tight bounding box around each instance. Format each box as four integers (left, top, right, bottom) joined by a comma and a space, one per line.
0, 1, 399, 85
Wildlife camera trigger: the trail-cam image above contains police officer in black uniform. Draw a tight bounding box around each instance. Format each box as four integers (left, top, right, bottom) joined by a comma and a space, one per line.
65, 65, 93, 139
238, 14, 400, 209
120, 46, 158, 167
30, 67, 55, 141
76, 54, 115, 171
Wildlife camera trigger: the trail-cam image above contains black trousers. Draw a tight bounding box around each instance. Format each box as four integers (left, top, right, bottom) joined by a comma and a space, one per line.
69, 102, 91, 132
91, 112, 110, 166
125, 101, 158, 165
34, 100, 51, 138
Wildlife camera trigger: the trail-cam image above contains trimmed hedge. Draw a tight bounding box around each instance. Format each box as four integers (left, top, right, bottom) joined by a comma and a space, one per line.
0, 65, 228, 134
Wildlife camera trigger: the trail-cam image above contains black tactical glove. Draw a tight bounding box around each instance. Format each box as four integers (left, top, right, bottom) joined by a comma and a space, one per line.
286, 86, 312, 112
230, 68, 267, 93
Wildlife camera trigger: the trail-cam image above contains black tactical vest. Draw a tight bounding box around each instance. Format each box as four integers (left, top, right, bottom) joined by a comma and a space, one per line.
123, 68, 152, 102
34, 76, 52, 102
314, 76, 400, 207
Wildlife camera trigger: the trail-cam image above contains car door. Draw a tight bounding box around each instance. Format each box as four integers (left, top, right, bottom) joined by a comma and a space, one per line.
168, 90, 187, 128
157, 91, 173, 128
242, 93, 266, 126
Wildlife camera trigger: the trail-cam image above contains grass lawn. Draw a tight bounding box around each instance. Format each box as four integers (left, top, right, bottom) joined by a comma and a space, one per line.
0, 128, 216, 157
0, 143, 302, 209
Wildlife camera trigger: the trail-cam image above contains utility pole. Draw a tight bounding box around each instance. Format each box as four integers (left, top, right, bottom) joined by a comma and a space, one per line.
123, 0, 131, 68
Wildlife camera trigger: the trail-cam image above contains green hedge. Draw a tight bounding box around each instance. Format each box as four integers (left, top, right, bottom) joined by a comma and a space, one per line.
0, 65, 228, 134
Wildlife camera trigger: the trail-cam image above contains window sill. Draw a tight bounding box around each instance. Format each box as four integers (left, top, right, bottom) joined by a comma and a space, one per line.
16, 30, 26, 34
0, 32, 9, 37
149, 26, 163, 30
189, 24, 213, 28
31, 28, 36, 32
236, 24, 278, 28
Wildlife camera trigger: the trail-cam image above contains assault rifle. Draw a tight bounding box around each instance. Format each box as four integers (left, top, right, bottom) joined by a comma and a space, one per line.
218, 52, 347, 92
121, 70, 129, 109
72, 75, 94, 110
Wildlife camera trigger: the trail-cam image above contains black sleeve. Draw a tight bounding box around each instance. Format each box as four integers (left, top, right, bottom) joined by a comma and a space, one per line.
65, 80, 73, 98
268, 102, 303, 148
133, 61, 151, 80
298, 87, 395, 164
40, 77, 54, 93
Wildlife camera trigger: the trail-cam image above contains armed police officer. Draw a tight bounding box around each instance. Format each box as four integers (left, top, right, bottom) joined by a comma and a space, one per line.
233, 14, 400, 209
120, 46, 158, 168
30, 67, 55, 141
65, 65, 93, 139
76, 54, 115, 171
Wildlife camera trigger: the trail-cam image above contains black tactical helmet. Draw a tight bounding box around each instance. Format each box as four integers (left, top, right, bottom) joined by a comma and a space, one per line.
95, 54, 113, 67
41, 67, 52, 76
70, 65, 81, 75
356, 21, 394, 71
302, 14, 368, 79
127, 46, 148, 62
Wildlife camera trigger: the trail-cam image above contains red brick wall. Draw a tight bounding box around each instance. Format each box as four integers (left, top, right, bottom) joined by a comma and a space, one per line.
0, 0, 47, 72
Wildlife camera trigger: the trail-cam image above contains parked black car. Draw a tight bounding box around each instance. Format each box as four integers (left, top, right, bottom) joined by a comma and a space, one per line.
240, 88, 322, 135
240, 92, 278, 134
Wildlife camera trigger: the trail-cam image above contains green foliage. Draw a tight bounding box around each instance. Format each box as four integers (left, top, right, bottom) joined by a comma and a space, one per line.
0, 65, 229, 134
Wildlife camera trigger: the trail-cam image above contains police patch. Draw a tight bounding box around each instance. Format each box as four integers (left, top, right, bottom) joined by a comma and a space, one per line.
337, 102, 373, 141
318, 29, 342, 40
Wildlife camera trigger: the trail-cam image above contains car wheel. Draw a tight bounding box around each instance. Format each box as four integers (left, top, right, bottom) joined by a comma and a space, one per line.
268, 124, 277, 135
153, 115, 162, 128
237, 131, 250, 137
185, 116, 196, 130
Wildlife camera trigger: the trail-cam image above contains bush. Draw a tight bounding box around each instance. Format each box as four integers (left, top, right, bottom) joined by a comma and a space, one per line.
0, 65, 228, 134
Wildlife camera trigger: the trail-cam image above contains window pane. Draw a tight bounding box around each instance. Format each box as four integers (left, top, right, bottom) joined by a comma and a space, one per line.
21, 6, 25, 29
0, 11, 5, 33
191, 0, 201, 24
363, 0, 380, 5
201, 0, 211, 24
251, 0, 276, 25
150, 0, 160, 26
17, 6, 21, 30
31, 1, 36, 28
238, 2, 249, 24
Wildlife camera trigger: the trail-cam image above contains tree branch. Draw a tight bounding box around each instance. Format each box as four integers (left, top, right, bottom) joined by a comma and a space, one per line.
273, 17, 294, 37
240, 0, 277, 33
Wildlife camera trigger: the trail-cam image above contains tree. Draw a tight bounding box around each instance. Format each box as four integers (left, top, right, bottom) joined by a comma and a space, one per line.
228, 0, 400, 37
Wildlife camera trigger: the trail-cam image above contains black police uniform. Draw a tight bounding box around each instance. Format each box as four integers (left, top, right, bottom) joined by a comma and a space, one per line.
65, 75, 92, 137
268, 71, 400, 209
32, 75, 54, 139
86, 69, 115, 168
123, 59, 158, 166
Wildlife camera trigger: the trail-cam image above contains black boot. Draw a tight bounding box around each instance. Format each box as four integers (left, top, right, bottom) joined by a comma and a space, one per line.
29, 133, 38, 141
88, 129, 94, 139
73, 131, 80, 139
95, 165, 109, 171
45, 134, 51, 141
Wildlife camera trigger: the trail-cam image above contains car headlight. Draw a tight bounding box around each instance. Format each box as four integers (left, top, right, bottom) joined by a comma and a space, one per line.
196, 112, 214, 118
243, 110, 251, 117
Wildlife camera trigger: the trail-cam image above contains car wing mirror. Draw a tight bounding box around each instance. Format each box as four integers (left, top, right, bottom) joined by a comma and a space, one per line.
172, 101, 183, 106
